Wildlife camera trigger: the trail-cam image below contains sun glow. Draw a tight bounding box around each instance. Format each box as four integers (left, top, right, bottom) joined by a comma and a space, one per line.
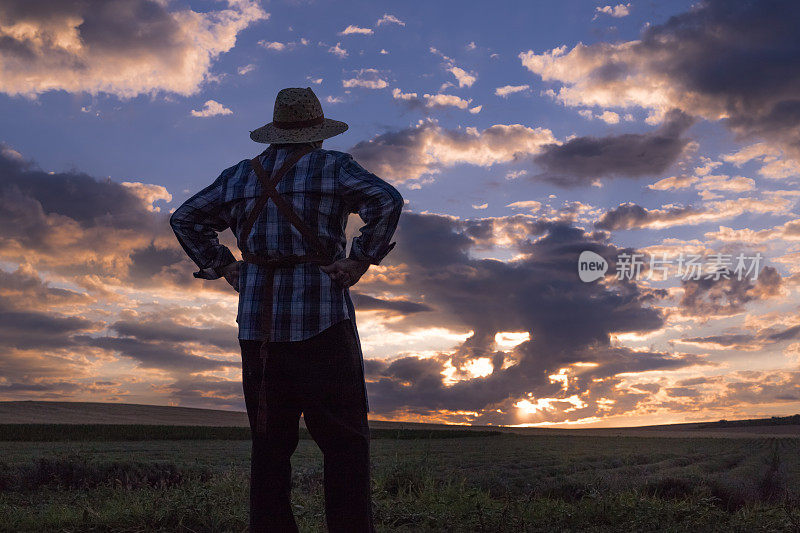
441, 357, 494, 385
514, 394, 587, 414
494, 331, 530, 350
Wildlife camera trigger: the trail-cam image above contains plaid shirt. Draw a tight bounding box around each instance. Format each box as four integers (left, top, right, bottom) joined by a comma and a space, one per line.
170, 147, 403, 342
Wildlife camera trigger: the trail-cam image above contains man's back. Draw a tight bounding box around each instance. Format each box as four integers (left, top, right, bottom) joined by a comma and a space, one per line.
170, 87, 391, 532
170, 145, 404, 342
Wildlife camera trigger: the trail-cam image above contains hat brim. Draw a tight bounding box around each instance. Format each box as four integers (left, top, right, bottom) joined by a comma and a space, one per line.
250, 118, 349, 143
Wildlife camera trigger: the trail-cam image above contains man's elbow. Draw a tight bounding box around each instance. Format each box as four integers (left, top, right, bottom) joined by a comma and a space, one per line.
387, 186, 404, 215
169, 207, 186, 231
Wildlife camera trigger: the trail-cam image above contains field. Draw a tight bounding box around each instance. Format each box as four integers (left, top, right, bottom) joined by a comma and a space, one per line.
1, 402, 799, 532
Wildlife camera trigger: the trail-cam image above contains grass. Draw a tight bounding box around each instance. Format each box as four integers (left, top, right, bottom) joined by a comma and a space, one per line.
0, 433, 799, 531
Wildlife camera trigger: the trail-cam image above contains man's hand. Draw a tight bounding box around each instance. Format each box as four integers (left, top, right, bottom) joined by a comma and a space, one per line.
221, 260, 243, 292
320, 258, 370, 288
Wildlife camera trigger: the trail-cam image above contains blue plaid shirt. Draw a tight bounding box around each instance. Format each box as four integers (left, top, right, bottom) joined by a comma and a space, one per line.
170, 147, 403, 341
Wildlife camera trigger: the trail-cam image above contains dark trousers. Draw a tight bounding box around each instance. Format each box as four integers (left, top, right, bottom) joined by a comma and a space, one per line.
239, 318, 375, 533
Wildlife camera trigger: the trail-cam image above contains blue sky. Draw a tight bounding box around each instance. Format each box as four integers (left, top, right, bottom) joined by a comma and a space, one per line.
1, 0, 799, 427
1, 0, 696, 215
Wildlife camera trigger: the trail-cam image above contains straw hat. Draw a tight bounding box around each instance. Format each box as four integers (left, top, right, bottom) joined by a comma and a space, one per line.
249, 87, 348, 143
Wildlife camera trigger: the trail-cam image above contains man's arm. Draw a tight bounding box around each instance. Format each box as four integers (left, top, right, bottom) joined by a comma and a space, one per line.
169, 167, 238, 280
321, 154, 403, 287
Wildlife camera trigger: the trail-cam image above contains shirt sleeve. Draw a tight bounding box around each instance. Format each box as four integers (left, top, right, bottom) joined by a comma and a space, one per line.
169, 166, 238, 280
337, 154, 404, 265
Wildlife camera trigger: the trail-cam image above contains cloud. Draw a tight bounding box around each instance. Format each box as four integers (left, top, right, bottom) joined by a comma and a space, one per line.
695, 174, 755, 193
521, 0, 800, 163
75, 334, 234, 373
343, 79, 387, 89
430, 46, 478, 91
190, 100, 232, 117
349, 120, 556, 184
350, 292, 433, 315
391, 87, 479, 113
376, 14, 405, 26
595, 203, 701, 231
595, 195, 792, 231
258, 38, 309, 52
506, 201, 542, 212
259, 41, 286, 51
721, 142, 800, 180
0, 144, 230, 291
593, 3, 631, 20
342, 68, 388, 89
578, 109, 633, 124
327, 42, 348, 58
358, 212, 707, 423
423, 93, 472, 110
0, 0, 268, 98
1, 146, 794, 422
679, 266, 782, 318
392, 88, 418, 102
448, 66, 476, 88
648, 175, 699, 190
237, 64, 255, 75
495, 85, 530, 97
705, 218, 800, 244
120, 182, 172, 212
531, 108, 696, 187
338, 25, 373, 36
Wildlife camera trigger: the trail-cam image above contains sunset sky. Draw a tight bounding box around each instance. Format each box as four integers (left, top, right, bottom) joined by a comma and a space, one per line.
1, 0, 799, 427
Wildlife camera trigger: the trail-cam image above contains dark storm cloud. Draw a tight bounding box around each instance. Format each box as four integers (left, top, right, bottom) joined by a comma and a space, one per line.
0, 147, 158, 230
164, 377, 246, 411
680, 311, 800, 353
0, 307, 97, 350
0, 267, 99, 351
0, 381, 82, 394
348, 112, 695, 189
0, 0, 265, 97
348, 121, 556, 184
638, 0, 800, 159
74, 335, 234, 373
767, 325, 800, 342
350, 292, 433, 315
682, 333, 757, 348
0, 146, 169, 270
630, 382, 661, 394
666, 387, 701, 398
0, 146, 236, 290
595, 203, 701, 231
522, 0, 800, 163
0, 265, 90, 310
360, 212, 705, 422
0, 155, 241, 395
680, 266, 782, 317
127, 243, 185, 281
531, 109, 696, 187
109, 319, 238, 352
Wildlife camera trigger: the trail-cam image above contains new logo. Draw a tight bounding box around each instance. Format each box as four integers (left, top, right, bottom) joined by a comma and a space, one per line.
578, 251, 608, 282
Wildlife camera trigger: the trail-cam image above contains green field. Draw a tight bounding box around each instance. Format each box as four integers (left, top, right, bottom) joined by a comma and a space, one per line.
2, 433, 800, 532
1, 402, 799, 532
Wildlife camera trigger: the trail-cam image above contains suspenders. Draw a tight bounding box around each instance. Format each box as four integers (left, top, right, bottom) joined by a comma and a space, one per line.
240, 145, 336, 335
240, 145, 338, 434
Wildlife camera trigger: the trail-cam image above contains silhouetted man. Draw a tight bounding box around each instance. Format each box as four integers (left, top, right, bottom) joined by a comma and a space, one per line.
170, 87, 403, 532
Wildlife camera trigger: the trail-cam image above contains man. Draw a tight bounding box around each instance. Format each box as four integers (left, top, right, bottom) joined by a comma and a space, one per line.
169, 87, 403, 532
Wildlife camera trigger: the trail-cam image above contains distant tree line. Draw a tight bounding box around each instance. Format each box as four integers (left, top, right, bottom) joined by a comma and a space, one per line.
699, 414, 800, 428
